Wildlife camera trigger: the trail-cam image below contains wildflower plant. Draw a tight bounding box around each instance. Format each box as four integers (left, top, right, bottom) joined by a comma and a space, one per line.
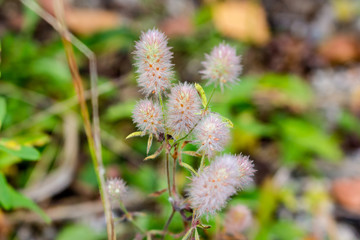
113, 28, 255, 239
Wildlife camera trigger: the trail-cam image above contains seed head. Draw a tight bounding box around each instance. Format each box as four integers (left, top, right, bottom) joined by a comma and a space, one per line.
132, 99, 164, 137
195, 113, 230, 157
187, 154, 255, 217
133, 28, 174, 96
224, 205, 253, 234
106, 178, 127, 201
167, 82, 202, 137
200, 43, 242, 91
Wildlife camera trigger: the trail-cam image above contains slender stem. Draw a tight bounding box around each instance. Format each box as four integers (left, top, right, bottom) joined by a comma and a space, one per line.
172, 144, 178, 195
199, 154, 206, 173
158, 93, 172, 198
62, 38, 115, 239
119, 201, 145, 234
162, 209, 176, 239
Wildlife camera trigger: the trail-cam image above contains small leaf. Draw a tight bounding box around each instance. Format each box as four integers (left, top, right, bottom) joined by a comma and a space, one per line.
198, 223, 211, 229
145, 144, 164, 161
148, 188, 167, 197
195, 83, 207, 107
8, 186, 51, 223
195, 228, 200, 240
0, 138, 40, 160
220, 115, 234, 128
125, 131, 144, 140
182, 151, 202, 157
0, 173, 11, 210
181, 228, 194, 240
180, 162, 198, 176
0, 97, 6, 130
147, 134, 153, 154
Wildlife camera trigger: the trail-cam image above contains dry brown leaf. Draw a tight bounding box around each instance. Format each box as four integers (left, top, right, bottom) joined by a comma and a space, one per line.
331, 178, 360, 214
160, 15, 194, 37
39, 0, 121, 35
319, 34, 359, 64
212, 1, 270, 45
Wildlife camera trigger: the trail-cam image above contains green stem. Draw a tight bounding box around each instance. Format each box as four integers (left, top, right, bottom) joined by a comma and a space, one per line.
158, 93, 172, 198
119, 201, 145, 234
199, 154, 206, 173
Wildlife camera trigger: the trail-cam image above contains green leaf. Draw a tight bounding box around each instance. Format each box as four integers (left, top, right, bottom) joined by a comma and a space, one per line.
125, 131, 144, 140
105, 100, 136, 121
0, 97, 6, 129
0, 138, 40, 160
180, 162, 198, 176
8, 186, 51, 223
57, 224, 104, 240
181, 227, 194, 240
182, 151, 202, 157
270, 220, 305, 240
0, 173, 11, 210
277, 117, 342, 163
145, 144, 164, 161
220, 115, 234, 128
195, 83, 207, 108
195, 228, 200, 240
147, 134, 153, 154
0, 97, 6, 130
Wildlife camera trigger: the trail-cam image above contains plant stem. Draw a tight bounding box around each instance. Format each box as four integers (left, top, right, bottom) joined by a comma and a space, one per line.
62, 39, 115, 239
158, 93, 172, 198
119, 201, 145, 234
162, 209, 176, 239
199, 154, 206, 173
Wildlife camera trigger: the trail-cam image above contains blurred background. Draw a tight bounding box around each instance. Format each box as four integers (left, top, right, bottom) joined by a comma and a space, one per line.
1, 0, 360, 239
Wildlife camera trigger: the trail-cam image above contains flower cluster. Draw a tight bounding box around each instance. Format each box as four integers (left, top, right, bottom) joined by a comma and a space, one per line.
200, 43, 242, 91
106, 178, 127, 201
187, 154, 255, 217
195, 113, 230, 157
167, 82, 202, 137
133, 28, 174, 96
132, 99, 164, 138
129, 28, 254, 230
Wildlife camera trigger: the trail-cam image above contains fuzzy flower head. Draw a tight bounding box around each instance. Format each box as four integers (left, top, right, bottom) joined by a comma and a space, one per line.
132, 99, 164, 137
187, 154, 255, 217
195, 113, 230, 157
167, 82, 202, 137
200, 43, 242, 91
106, 178, 127, 201
133, 29, 174, 96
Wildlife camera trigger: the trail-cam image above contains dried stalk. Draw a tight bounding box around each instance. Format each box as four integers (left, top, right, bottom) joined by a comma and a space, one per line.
20, 0, 115, 239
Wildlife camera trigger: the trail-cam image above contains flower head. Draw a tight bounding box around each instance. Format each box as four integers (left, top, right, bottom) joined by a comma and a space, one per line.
187, 154, 255, 217
132, 99, 164, 137
133, 29, 174, 96
200, 43, 242, 91
224, 205, 253, 234
195, 113, 230, 157
106, 178, 127, 201
167, 82, 202, 137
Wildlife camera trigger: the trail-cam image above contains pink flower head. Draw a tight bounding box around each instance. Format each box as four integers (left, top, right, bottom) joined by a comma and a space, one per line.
200, 43, 242, 91
133, 29, 174, 96
195, 113, 230, 157
106, 178, 127, 201
167, 82, 202, 137
132, 99, 164, 137
187, 154, 255, 217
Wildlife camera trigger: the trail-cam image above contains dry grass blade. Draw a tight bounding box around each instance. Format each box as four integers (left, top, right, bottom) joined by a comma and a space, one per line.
20, 0, 115, 239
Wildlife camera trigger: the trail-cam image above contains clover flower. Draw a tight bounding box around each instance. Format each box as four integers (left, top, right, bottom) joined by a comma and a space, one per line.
133, 29, 174, 96
167, 82, 202, 137
132, 99, 164, 137
187, 154, 255, 217
194, 113, 230, 157
200, 43, 242, 91
106, 178, 127, 201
